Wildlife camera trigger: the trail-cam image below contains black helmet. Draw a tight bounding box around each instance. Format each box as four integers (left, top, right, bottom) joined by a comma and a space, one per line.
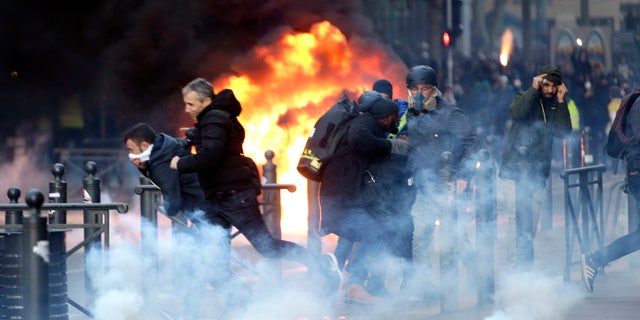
406, 65, 437, 88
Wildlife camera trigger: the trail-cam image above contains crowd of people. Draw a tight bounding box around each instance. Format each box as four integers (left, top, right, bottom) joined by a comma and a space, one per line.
121, 50, 638, 312
450, 48, 639, 167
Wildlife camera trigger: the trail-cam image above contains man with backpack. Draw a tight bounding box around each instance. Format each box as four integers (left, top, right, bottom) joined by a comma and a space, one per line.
582, 90, 640, 292
318, 91, 409, 303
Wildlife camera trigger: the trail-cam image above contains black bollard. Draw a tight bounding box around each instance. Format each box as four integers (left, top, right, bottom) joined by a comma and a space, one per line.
82, 161, 101, 305
6, 187, 23, 225
0, 187, 24, 319
136, 176, 160, 298
262, 150, 281, 239
515, 146, 534, 269
22, 189, 49, 320
474, 150, 496, 304
49, 163, 67, 224
438, 151, 458, 312
48, 163, 69, 320
261, 150, 283, 281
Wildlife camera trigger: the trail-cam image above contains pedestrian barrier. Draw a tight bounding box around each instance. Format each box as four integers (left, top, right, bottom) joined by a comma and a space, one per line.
559, 164, 606, 282
0, 161, 128, 319
0, 150, 294, 319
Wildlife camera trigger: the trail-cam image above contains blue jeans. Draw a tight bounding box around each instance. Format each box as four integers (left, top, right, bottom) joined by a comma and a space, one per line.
592, 172, 640, 266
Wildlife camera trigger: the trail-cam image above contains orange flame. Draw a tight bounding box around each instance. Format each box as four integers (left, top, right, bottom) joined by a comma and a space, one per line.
499, 28, 513, 67
203, 21, 406, 236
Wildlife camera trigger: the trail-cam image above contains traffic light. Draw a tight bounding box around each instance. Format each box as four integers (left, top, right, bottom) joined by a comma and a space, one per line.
442, 0, 463, 38
442, 30, 452, 48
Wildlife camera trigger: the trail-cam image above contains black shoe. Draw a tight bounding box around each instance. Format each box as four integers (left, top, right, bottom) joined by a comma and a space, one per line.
581, 254, 598, 292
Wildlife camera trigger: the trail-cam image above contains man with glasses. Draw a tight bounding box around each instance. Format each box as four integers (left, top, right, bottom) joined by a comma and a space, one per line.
402, 65, 481, 301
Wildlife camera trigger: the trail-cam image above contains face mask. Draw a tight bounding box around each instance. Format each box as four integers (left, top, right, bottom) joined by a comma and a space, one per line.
423, 96, 437, 111
410, 92, 425, 110
129, 144, 153, 163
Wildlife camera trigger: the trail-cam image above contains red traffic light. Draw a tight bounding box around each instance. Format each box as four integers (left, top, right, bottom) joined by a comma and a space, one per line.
442, 31, 451, 47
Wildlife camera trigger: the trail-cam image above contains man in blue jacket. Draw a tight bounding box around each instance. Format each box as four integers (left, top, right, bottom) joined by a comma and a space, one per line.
124, 122, 219, 224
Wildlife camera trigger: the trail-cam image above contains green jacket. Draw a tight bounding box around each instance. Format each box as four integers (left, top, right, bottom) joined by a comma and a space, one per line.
499, 87, 572, 188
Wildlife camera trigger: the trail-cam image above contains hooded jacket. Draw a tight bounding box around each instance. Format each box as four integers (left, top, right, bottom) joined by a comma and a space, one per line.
319, 114, 393, 238
176, 89, 259, 198
142, 133, 210, 217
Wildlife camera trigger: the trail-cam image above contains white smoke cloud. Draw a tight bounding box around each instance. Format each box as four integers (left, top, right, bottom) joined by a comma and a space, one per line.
485, 271, 585, 320
84, 211, 348, 320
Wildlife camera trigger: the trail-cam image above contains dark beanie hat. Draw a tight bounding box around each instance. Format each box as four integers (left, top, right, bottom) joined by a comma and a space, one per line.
358, 90, 383, 112
538, 66, 562, 85
368, 98, 399, 120
372, 79, 393, 99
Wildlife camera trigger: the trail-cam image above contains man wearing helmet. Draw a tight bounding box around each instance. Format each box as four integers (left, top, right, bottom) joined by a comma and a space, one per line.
403, 65, 481, 300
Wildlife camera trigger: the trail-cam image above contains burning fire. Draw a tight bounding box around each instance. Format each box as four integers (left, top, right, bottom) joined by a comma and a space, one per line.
499, 28, 513, 67
207, 21, 407, 236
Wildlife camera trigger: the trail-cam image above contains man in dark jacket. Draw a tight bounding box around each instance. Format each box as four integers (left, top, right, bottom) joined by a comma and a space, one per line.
319, 91, 409, 303
403, 65, 480, 300
499, 66, 572, 187
170, 78, 342, 296
499, 66, 572, 268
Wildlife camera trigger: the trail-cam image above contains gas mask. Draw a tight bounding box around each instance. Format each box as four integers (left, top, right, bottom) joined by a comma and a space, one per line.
408, 90, 438, 112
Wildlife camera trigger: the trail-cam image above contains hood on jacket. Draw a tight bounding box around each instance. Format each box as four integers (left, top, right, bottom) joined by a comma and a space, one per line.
211, 89, 242, 117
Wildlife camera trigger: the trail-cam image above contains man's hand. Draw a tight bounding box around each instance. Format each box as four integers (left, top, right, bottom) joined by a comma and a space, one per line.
532, 73, 546, 89
557, 83, 568, 103
170, 156, 180, 170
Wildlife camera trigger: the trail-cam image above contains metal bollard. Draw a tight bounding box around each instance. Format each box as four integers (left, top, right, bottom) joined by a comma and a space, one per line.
438, 151, 458, 312
82, 161, 101, 304
22, 189, 49, 320
49, 163, 67, 224
6, 187, 23, 225
515, 146, 534, 269
48, 163, 69, 320
135, 176, 160, 297
0, 187, 24, 319
474, 150, 496, 304
261, 150, 283, 281
262, 150, 281, 239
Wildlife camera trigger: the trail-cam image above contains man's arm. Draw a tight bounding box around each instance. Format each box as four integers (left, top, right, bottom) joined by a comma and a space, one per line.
151, 162, 183, 217
172, 117, 228, 173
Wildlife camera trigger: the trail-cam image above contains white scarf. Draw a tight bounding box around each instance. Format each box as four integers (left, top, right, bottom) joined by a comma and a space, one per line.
128, 144, 153, 162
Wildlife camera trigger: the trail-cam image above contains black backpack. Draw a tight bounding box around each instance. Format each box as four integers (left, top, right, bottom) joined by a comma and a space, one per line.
605, 89, 640, 159
297, 95, 358, 181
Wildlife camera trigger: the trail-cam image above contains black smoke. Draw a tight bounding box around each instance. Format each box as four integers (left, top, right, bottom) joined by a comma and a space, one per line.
0, 0, 376, 146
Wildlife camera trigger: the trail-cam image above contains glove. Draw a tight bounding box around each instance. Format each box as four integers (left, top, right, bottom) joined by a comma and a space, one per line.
390, 139, 410, 155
